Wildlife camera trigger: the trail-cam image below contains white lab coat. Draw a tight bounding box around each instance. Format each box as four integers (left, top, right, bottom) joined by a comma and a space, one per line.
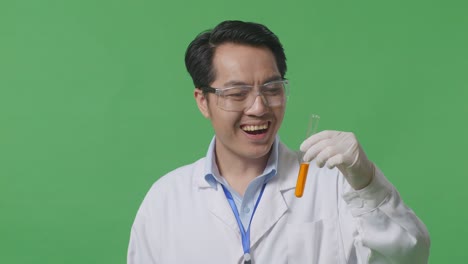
128, 142, 430, 263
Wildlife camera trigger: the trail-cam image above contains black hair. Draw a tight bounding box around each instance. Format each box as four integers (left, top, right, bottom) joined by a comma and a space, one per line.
184, 20, 287, 88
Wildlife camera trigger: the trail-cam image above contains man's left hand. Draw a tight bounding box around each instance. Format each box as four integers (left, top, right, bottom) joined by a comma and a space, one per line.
300, 130, 375, 190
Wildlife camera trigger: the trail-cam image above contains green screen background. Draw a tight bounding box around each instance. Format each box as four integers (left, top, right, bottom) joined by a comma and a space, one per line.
1, 0, 467, 263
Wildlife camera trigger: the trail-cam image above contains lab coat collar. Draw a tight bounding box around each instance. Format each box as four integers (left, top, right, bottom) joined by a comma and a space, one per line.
196, 139, 300, 191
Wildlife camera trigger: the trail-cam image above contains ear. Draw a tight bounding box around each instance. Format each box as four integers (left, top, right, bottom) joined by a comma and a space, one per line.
194, 88, 211, 119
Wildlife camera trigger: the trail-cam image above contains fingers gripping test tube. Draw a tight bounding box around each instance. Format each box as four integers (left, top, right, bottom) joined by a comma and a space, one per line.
295, 114, 320, 198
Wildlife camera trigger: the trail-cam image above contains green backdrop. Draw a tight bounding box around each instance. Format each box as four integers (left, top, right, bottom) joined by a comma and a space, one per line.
1, 0, 467, 263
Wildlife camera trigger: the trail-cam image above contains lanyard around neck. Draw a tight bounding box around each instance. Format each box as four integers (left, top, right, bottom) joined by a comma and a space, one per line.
221, 183, 267, 264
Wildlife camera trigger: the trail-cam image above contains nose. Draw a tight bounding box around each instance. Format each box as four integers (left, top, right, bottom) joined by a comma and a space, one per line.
244, 92, 268, 116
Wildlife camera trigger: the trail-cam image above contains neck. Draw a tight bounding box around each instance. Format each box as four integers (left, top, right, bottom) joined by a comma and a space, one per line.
215, 148, 271, 197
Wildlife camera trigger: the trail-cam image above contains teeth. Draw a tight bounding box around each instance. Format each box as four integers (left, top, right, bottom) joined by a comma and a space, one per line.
242, 124, 268, 131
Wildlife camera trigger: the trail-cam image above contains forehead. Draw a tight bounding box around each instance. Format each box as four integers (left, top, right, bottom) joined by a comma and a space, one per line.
211, 43, 280, 85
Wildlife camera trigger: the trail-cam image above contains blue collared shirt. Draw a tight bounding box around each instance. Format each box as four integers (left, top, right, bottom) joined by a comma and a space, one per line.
203, 136, 279, 230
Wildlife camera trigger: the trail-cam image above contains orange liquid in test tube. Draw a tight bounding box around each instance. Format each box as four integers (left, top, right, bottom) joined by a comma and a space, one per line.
295, 114, 320, 198
295, 162, 309, 197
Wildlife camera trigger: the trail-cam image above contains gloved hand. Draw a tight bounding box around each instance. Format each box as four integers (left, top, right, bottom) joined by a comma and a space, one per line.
300, 130, 375, 190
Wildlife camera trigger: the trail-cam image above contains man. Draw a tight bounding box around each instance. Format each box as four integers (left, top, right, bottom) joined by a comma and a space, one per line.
128, 20, 430, 263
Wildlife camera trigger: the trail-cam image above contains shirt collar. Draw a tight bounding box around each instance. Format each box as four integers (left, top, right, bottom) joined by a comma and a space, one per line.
204, 136, 280, 189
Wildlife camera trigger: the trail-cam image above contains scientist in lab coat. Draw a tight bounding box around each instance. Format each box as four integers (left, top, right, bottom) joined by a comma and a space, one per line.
127, 20, 430, 264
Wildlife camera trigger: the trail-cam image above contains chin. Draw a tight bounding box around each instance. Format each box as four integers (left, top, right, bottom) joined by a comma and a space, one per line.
244, 143, 273, 160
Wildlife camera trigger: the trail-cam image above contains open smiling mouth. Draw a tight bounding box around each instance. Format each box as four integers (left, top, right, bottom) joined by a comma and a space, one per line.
241, 122, 270, 135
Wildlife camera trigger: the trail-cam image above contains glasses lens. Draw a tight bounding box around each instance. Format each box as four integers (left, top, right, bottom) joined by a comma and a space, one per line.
217, 81, 289, 111
263, 81, 288, 106
218, 87, 251, 111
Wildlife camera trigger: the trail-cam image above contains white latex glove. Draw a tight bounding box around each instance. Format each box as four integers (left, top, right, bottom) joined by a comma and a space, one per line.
300, 130, 375, 190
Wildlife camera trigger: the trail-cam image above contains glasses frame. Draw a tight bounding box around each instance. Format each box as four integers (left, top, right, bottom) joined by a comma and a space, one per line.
200, 79, 290, 112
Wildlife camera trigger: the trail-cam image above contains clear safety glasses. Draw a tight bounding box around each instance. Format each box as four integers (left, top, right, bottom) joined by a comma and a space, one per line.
201, 79, 289, 112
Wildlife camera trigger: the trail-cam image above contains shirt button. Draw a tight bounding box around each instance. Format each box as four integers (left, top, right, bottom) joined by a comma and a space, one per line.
243, 207, 250, 213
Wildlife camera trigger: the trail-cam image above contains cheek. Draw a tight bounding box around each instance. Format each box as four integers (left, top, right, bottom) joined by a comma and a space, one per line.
274, 108, 286, 126
210, 111, 240, 132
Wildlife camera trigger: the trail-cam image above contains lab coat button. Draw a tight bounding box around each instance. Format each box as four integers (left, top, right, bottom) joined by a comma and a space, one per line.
243, 207, 250, 213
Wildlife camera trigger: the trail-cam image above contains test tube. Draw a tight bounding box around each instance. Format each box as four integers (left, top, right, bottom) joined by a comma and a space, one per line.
295, 114, 320, 198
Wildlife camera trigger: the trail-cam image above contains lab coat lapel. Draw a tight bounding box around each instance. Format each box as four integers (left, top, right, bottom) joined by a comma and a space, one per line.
249, 180, 288, 248
249, 143, 299, 248
194, 159, 240, 235
200, 184, 240, 235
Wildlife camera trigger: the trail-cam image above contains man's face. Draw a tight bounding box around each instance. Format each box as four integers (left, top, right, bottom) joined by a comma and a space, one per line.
195, 43, 286, 163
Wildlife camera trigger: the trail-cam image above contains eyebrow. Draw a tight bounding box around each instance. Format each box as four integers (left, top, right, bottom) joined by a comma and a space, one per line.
222, 75, 283, 87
